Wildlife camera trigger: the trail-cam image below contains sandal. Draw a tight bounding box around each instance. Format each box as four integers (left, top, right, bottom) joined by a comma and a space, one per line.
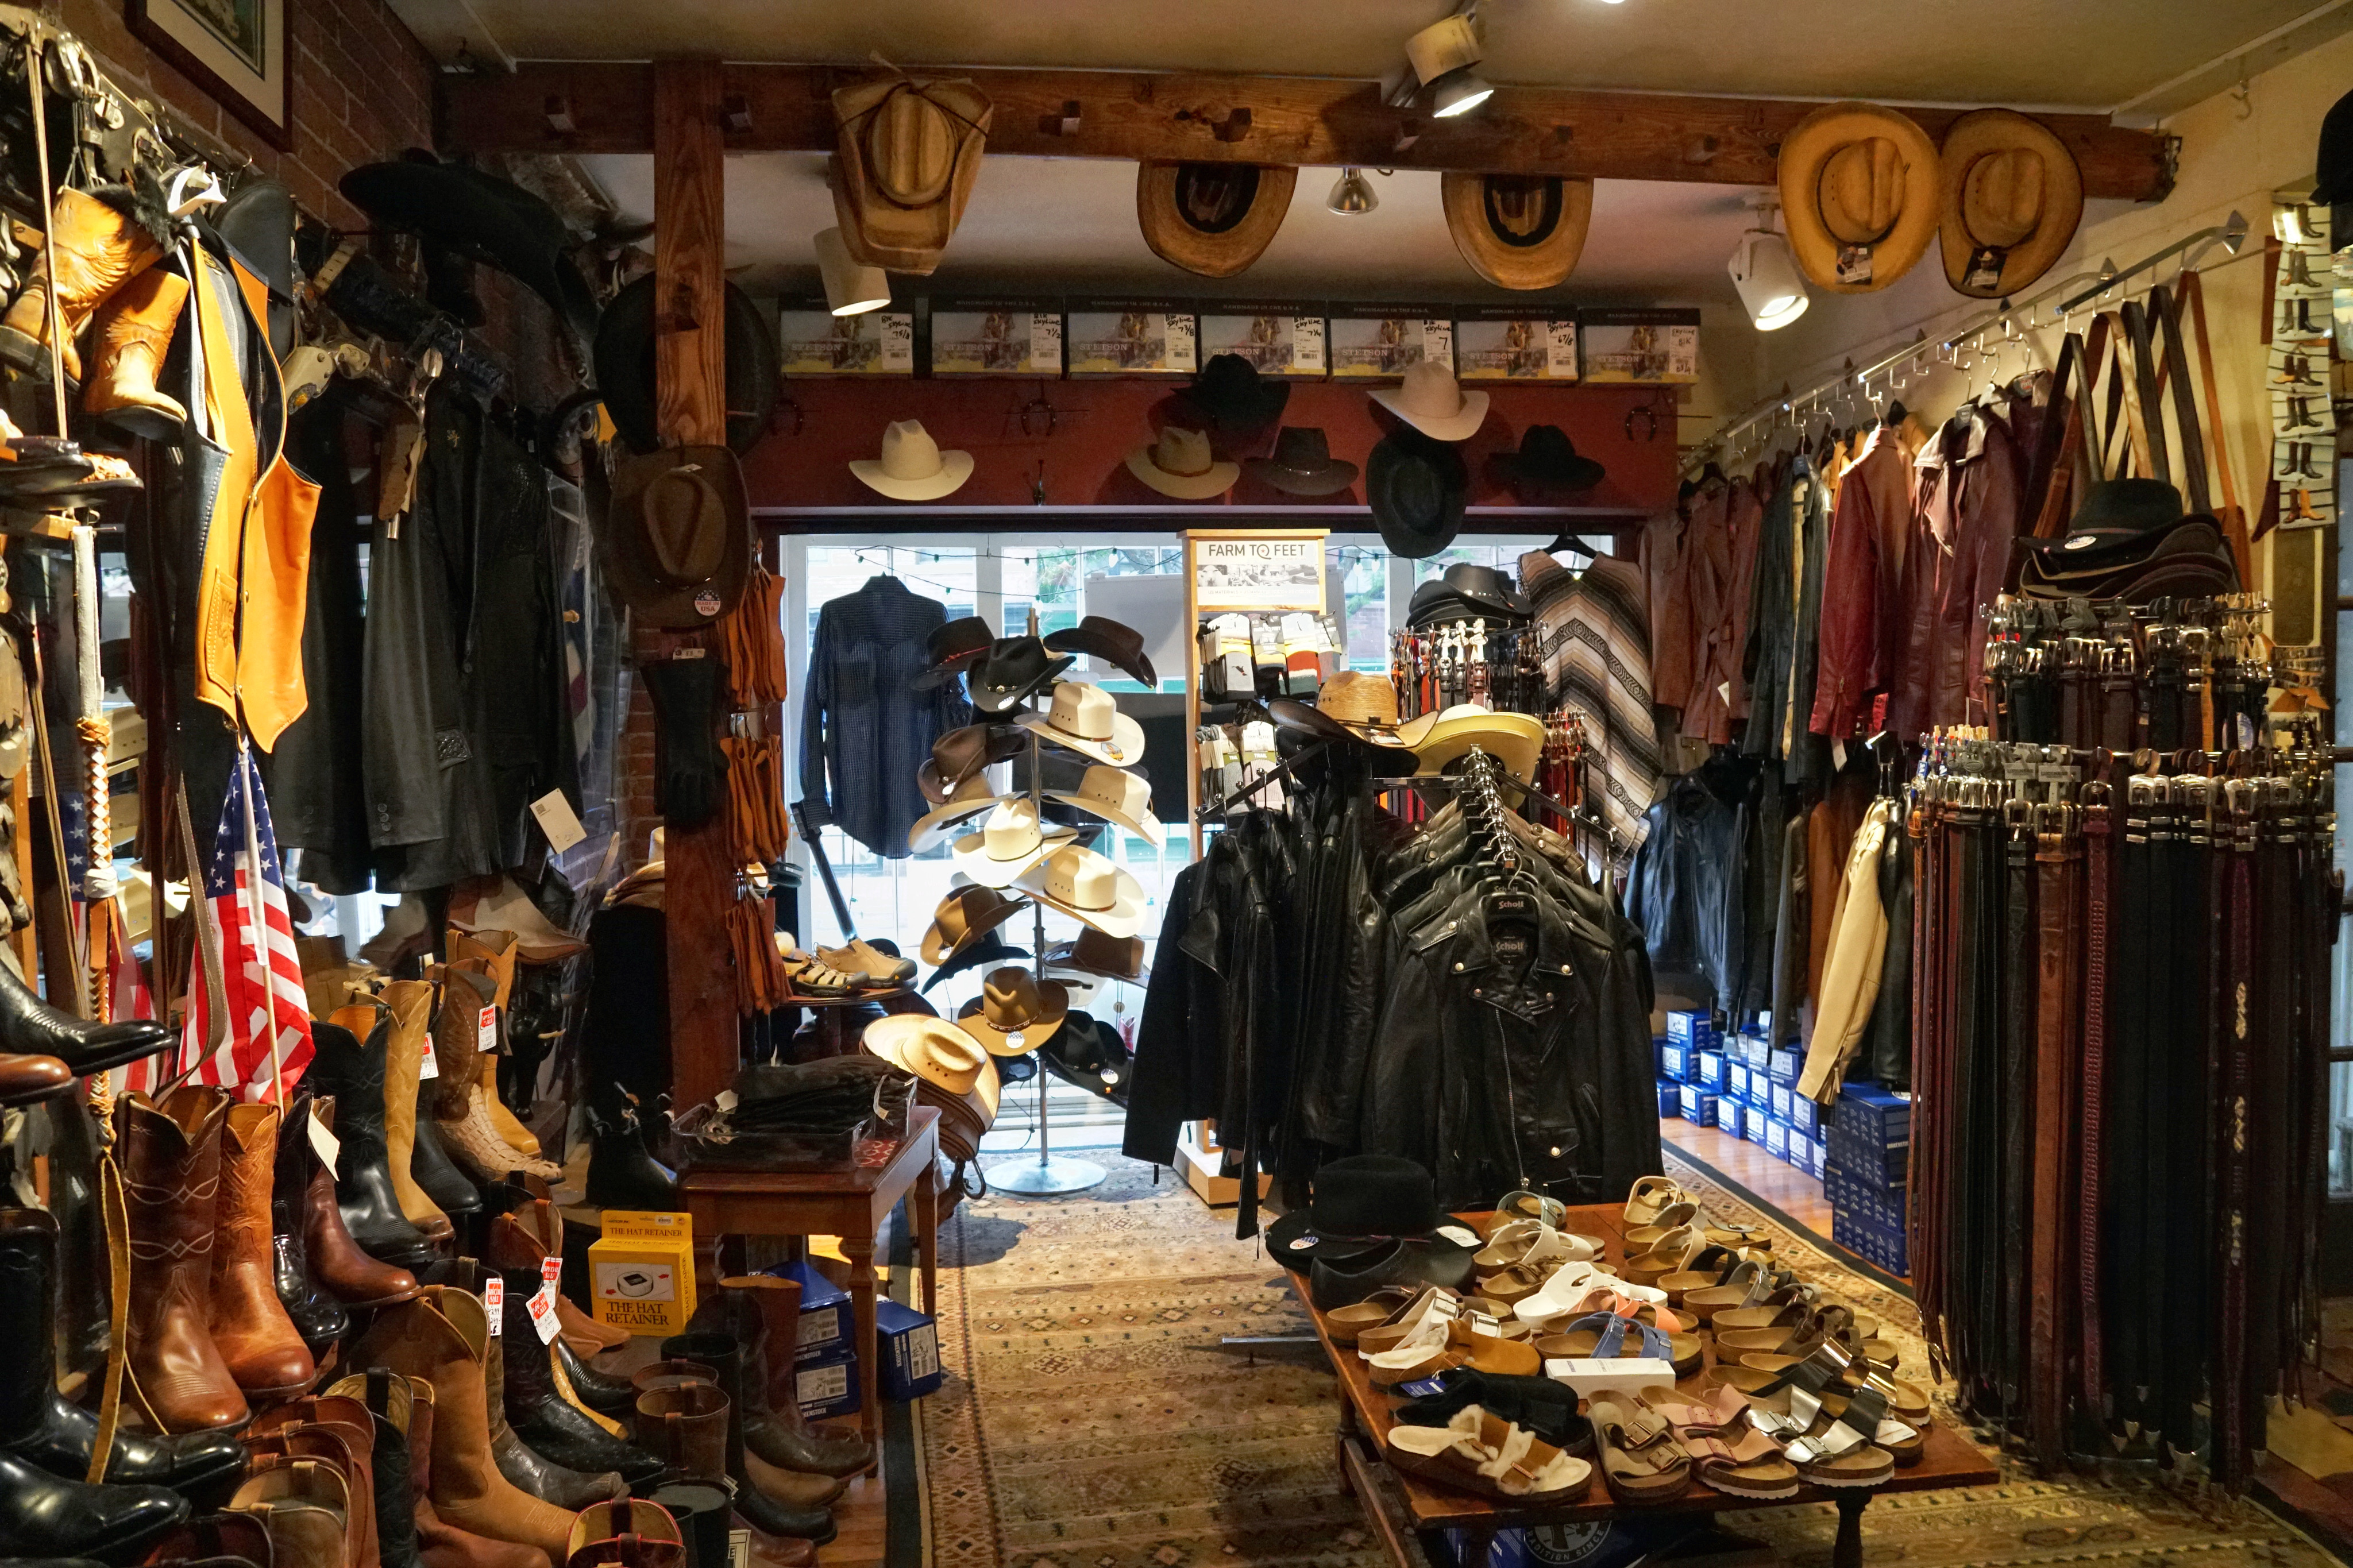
1622, 1175, 1688, 1229
1719, 1351, 1917, 1473
1638, 1384, 1801, 1500
1717, 1304, 1897, 1369
1588, 1397, 1695, 1504
1495, 1189, 1569, 1231
1656, 1246, 1769, 1310
779, 951, 861, 998
1512, 1262, 1647, 1332
1472, 1218, 1603, 1275
1355, 1287, 1460, 1357
1370, 1313, 1538, 1387
1535, 1300, 1700, 1378
1326, 1285, 1419, 1347
1753, 1376, 1902, 1488
1623, 1200, 1700, 1252
816, 939, 915, 988
1385, 1405, 1593, 1503
1704, 1275, 1819, 1334
1620, 1224, 1706, 1288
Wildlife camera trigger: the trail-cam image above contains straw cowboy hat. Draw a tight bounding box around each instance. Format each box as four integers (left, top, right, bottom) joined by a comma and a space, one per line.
1136, 161, 1298, 278
1015, 681, 1147, 768
955, 967, 1070, 1056
1015, 844, 1147, 939
602, 445, 752, 628
830, 74, 993, 273
1372, 360, 1490, 442
1440, 172, 1595, 291
862, 1014, 988, 1097
851, 419, 974, 500
1937, 109, 2084, 298
950, 798, 1077, 888
1126, 425, 1238, 499
1776, 101, 1941, 293
1318, 670, 1400, 729
1046, 763, 1164, 843
920, 883, 1031, 967
1397, 703, 1548, 778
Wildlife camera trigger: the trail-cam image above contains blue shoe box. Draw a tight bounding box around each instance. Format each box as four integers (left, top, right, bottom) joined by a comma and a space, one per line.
766, 1260, 852, 1362
1803, 1134, 1827, 1179
875, 1297, 943, 1403
1825, 1161, 1909, 1233
1657, 1078, 1683, 1118
1729, 1032, 1772, 1071
1694, 1050, 1726, 1093
1766, 1046, 1802, 1087
1764, 1117, 1790, 1162
1678, 1084, 1718, 1126
1659, 1039, 1699, 1083
1824, 1124, 1908, 1189
1831, 1208, 1910, 1276
1787, 1092, 1820, 1139
1665, 1009, 1710, 1045
1835, 1082, 1913, 1141
1725, 1062, 1750, 1105
1652, 1036, 1671, 1079
792, 1347, 863, 1422
1743, 1105, 1770, 1148
1714, 1098, 1745, 1139
1766, 1082, 1791, 1123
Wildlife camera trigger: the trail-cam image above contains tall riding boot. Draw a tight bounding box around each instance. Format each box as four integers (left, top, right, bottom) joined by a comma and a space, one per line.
209, 1104, 318, 1397
298, 1010, 434, 1270
0, 188, 165, 385
302, 1098, 423, 1308
710, 1277, 874, 1477
349, 1287, 577, 1567
432, 967, 559, 1185
0, 1207, 246, 1499
485, 1218, 662, 1493
273, 1091, 353, 1350
380, 981, 455, 1243
82, 264, 188, 438
448, 930, 541, 1157
658, 1333, 835, 1546
121, 1087, 249, 1433
0, 944, 173, 1074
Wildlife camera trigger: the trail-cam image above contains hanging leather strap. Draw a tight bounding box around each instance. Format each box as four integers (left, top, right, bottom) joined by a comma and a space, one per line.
2108, 310, 2157, 480
82, 1083, 132, 1483
2080, 312, 2117, 486
2120, 300, 2171, 487
2001, 808, 2036, 1419
2148, 284, 2211, 514
2078, 784, 2111, 1410
2030, 818, 2075, 1468
2024, 331, 2088, 543
2176, 271, 2255, 584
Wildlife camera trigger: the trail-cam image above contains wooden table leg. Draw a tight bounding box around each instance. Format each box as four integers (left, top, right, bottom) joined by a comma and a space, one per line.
915, 1154, 939, 1318
1832, 1490, 1871, 1568
841, 1231, 881, 1458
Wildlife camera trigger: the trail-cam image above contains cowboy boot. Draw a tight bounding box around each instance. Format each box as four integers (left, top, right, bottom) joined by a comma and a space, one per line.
484, 1219, 662, 1492
657, 1333, 835, 1545
300, 1098, 422, 1310
432, 970, 560, 1186
583, 1101, 677, 1212
42, 1094, 112, 1383
702, 1279, 872, 1478
82, 264, 189, 439
242, 1416, 373, 1568
0, 1046, 67, 1106
0, 1208, 246, 1500
380, 982, 454, 1245
0, 1442, 186, 1561
552, 1340, 635, 1420
328, 1371, 421, 1568
273, 1091, 352, 1351
121, 1087, 249, 1434
226, 1455, 351, 1568
365, 1373, 542, 1568
507, 1199, 628, 1359
0, 188, 166, 385
298, 1010, 434, 1272
350, 1288, 579, 1567
448, 931, 541, 1158
137, 1510, 274, 1566
207, 1104, 317, 1398
0, 948, 173, 1075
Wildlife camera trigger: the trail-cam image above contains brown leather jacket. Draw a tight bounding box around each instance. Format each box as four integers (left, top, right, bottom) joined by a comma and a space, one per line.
1887, 407, 2020, 737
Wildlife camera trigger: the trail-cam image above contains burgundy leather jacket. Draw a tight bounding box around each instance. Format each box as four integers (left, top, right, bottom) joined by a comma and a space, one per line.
1887, 407, 2020, 737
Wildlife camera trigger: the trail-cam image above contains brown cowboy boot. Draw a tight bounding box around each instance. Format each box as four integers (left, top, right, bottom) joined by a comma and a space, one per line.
0, 188, 165, 385
380, 980, 454, 1244
431, 967, 557, 1185
120, 1086, 250, 1432
209, 1102, 319, 1397
81, 264, 188, 438
446, 930, 540, 1157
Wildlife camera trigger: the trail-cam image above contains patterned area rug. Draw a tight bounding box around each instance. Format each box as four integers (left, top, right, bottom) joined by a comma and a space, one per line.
921, 1150, 2335, 1568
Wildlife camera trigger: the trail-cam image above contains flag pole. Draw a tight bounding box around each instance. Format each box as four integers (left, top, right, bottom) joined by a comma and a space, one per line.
237, 741, 285, 1107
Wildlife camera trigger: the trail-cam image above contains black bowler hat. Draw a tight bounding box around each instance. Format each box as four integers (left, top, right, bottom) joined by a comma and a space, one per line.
966, 636, 1075, 715
1176, 352, 1291, 429
1246, 427, 1359, 496
1367, 430, 1468, 559
1264, 1155, 1484, 1272
1491, 424, 1606, 496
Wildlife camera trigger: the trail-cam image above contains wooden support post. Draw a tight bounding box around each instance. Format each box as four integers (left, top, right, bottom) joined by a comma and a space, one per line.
653, 57, 737, 1111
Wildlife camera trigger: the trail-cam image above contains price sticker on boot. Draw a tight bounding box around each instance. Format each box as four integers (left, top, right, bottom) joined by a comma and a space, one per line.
477, 1005, 499, 1052
483, 1276, 503, 1335
527, 1282, 561, 1343
418, 1033, 439, 1080
307, 1103, 341, 1175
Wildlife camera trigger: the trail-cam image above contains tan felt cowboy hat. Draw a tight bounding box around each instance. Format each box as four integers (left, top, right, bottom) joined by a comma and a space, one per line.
1440, 172, 1595, 291
1937, 109, 2084, 299
950, 798, 1077, 889
1372, 360, 1490, 442
1397, 703, 1548, 779
1016, 681, 1147, 768
1126, 425, 1238, 499
1776, 101, 1941, 294
920, 883, 1031, 967
1318, 670, 1401, 729
1016, 844, 1147, 940
1136, 161, 1298, 279
851, 419, 974, 500
603, 445, 752, 629
1042, 926, 1151, 986
909, 773, 1010, 853
830, 74, 993, 274
955, 967, 1070, 1057
862, 1013, 988, 1096
1046, 763, 1164, 843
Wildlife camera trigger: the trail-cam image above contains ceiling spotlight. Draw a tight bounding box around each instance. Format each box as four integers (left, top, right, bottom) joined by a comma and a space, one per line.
1328, 168, 1379, 215
1729, 205, 1810, 331
1398, 10, 1492, 118
815, 226, 890, 316
1429, 68, 1495, 118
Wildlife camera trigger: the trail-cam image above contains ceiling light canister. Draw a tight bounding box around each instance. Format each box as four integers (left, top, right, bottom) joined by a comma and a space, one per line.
1429, 68, 1495, 118
1730, 225, 1811, 331
1328, 168, 1379, 216
816, 226, 891, 316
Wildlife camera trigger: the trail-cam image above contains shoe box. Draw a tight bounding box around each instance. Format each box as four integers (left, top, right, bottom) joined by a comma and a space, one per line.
1826, 1158, 1910, 1276
792, 1349, 862, 1423
876, 1297, 943, 1402
1826, 1083, 1911, 1188
587, 1209, 697, 1336
767, 1260, 853, 1361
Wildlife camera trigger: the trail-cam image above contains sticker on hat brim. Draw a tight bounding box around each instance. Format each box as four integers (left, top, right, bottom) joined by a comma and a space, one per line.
1435, 1224, 1480, 1247
693, 589, 723, 617
1834, 242, 1874, 287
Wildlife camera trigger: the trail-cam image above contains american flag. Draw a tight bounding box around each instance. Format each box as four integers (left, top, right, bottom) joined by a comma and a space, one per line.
168, 748, 313, 1102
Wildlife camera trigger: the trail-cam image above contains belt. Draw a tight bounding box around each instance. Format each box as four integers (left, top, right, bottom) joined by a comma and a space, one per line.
2217, 782, 2254, 1488
2030, 810, 2078, 1467
2077, 782, 2112, 1409
2000, 802, 2036, 1423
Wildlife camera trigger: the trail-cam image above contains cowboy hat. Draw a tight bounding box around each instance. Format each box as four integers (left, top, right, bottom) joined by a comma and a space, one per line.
917, 721, 1028, 803
1136, 161, 1297, 278
603, 445, 753, 629
340, 157, 600, 342
955, 967, 1070, 1057
1245, 427, 1359, 496
1040, 926, 1150, 986
1015, 844, 1147, 939
1439, 172, 1595, 291
1263, 1155, 1483, 1272
950, 798, 1077, 889
830, 75, 993, 274
593, 273, 779, 456
1937, 109, 2084, 298
1397, 703, 1548, 778
1317, 670, 1400, 729
1045, 763, 1164, 843
1126, 425, 1238, 500
1266, 697, 1418, 776
920, 883, 1032, 967
913, 616, 995, 692
851, 419, 974, 500
909, 773, 1010, 852
1015, 681, 1147, 768
1043, 616, 1158, 689
1366, 430, 1467, 559
1491, 424, 1606, 497
1435, 562, 1530, 620
1036, 1010, 1133, 1106
966, 637, 1075, 715
861, 1013, 988, 1097
1371, 360, 1490, 443
1776, 101, 1941, 293
447, 875, 589, 964
921, 926, 1029, 994
1175, 353, 1291, 430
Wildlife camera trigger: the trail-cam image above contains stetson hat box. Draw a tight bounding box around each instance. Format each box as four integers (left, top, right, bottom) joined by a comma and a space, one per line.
1453, 305, 1579, 383
776, 297, 915, 376
1577, 307, 1700, 384
927, 299, 1064, 377
1197, 302, 1329, 379
1066, 298, 1199, 377
1326, 303, 1455, 380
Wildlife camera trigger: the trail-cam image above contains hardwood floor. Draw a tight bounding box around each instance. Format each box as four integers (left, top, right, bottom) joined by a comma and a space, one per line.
813, 1455, 896, 1567
1658, 1118, 1847, 1262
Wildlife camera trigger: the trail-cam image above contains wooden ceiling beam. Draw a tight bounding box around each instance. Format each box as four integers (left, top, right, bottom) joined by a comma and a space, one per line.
442, 62, 2175, 202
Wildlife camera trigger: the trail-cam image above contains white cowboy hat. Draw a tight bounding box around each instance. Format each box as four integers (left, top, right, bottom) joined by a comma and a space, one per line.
1046, 763, 1163, 843
862, 1013, 988, 1096
1015, 681, 1147, 768
1125, 425, 1238, 500
949, 798, 1077, 888
1371, 360, 1490, 442
1015, 844, 1147, 939
850, 419, 974, 500
1395, 702, 1548, 779
908, 771, 1009, 853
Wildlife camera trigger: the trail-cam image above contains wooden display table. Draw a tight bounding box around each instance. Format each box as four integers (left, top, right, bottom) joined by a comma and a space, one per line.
677, 1107, 940, 1455
1294, 1202, 1996, 1568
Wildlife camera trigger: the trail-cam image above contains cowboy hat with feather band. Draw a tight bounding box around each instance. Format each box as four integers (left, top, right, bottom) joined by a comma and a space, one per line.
1016, 681, 1147, 768
1043, 615, 1158, 689
851, 418, 974, 500
1440, 172, 1595, 291
1016, 844, 1147, 939
1776, 101, 1941, 293
956, 967, 1069, 1057
603, 446, 752, 629
1136, 161, 1297, 278
862, 1014, 988, 1097
1937, 109, 2084, 299
830, 75, 993, 274
594, 273, 778, 455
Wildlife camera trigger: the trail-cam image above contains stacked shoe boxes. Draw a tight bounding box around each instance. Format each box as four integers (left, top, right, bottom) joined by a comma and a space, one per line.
1658, 1011, 1714, 1125
774, 1261, 861, 1422
1825, 1084, 1911, 1274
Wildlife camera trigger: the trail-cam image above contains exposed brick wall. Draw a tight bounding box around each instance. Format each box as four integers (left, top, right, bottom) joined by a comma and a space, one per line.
53, 0, 434, 229
620, 675, 659, 871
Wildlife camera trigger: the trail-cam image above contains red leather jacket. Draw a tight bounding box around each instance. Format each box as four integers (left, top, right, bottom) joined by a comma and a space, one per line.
1808, 431, 1912, 739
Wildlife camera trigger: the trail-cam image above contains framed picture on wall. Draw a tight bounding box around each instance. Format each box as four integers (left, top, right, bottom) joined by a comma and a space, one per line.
128, 0, 292, 150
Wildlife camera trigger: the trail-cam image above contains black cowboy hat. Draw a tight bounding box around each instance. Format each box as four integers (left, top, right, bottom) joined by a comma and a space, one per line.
1491, 424, 1606, 496
966, 636, 1075, 716
1043, 615, 1158, 689
1367, 430, 1467, 559
1245, 426, 1359, 496
1176, 352, 1291, 430
914, 616, 995, 691
921, 927, 1031, 994
1264, 1156, 1484, 1273
594, 272, 779, 456
2313, 87, 2353, 250
1440, 562, 1530, 619
340, 156, 600, 342
1036, 1010, 1133, 1106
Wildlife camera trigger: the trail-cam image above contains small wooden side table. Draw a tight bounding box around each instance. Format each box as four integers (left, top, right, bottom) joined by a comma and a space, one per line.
677, 1107, 940, 1455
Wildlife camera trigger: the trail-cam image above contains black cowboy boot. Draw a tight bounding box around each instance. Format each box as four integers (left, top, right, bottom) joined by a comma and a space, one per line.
294, 1018, 434, 1272
483, 1225, 663, 1493
659, 1332, 836, 1545
585, 1098, 679, 1211
270, 1091, 351, 1351
0, 959, 172, 1075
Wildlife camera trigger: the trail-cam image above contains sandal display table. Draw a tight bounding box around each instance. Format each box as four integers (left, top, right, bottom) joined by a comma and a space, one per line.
1292, 1202, 1996, 1568
677, 1106, 940, 1455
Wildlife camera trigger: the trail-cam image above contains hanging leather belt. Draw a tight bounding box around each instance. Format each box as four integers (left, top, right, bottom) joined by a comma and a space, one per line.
2077, 781, 2112, 1411
2029, 811, 2073, 1466
2216, 781, 2256, 1489
1999, 800, 2036, 1424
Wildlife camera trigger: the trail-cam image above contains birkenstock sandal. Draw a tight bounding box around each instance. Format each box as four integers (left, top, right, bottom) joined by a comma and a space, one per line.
1622, 1175, 1688, 1229
1757, 1385, 1899, 1489
1535, 1306, 1695, 1377
1355, 1287, 1460, 1356
1624, 1200, 1699, 1252
1588, 1397, 1695, 1504
1700, 1212, 1774, 1251
1718, 1304, 1895, 1368
1637, 1384, 1801, 1500
1326, 1285, 1420, 1347
1512, 1263, 1647, 1332
1717, 1347, 1920, 1465
1620, 1224, 1706, 1288
1807, 1385, 1923, 1465
1707, 1280, 1821, 1335
1370, 1314, 1537, 1387
1472, 1218, 1603, 1275
1496, 1188, 1570, 1231
1394, 1369, 1592, 1455
1655, 1245, 1767, 1308
1365, 1303, 1463, 1385
1385, 1405, 1594, 1503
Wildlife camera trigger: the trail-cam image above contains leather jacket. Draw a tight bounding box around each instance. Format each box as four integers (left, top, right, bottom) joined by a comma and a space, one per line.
1888, 405, 2020, 737
1625, 761, 1752, 1009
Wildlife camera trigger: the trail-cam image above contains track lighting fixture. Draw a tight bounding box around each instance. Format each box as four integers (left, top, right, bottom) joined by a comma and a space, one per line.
815, 226, 890, 316
1395, 9, 1493, 119
1328, 168, 1379, 215
1729, 203, 1810, 331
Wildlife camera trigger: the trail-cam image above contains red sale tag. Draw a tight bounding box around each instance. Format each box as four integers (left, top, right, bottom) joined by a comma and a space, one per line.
527, 1286, 559, 1343
477, 1006, 498, 1052
418, 1034, 439, 1080
483, 1277, 503, 1336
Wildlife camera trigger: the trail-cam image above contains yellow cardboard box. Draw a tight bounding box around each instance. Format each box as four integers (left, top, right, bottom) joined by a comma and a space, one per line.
589, 1210, 697, 1335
